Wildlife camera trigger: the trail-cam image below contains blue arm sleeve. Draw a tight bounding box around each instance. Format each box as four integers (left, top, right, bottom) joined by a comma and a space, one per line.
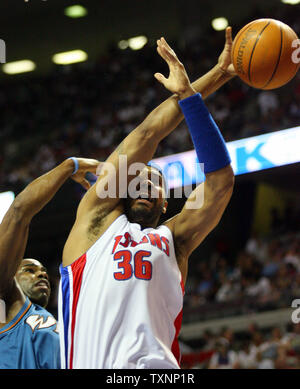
178, 93, 231, 174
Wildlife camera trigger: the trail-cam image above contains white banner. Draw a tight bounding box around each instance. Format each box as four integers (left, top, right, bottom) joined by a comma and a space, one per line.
0, 191, 15, 223
151, 126, 300, 189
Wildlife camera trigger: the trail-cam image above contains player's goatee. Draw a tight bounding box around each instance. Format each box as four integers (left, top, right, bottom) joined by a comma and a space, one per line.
124, 199, 163, 228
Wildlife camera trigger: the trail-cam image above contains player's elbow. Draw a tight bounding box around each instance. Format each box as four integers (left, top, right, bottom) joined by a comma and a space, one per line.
211, 165, 235, 200
207, 169, 234, 229
221, 169, 235, 197
216, 172, 234, 208
139, 125, 158, 143
137, 108, 172, 143
9, 195, 32, 224
130, 124, 158, 149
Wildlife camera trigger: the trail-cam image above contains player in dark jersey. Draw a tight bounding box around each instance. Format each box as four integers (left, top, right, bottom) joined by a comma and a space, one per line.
0, 157, 99, 368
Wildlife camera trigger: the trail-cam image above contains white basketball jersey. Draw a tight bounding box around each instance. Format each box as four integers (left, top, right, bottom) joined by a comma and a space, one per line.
58, 214, 184, 369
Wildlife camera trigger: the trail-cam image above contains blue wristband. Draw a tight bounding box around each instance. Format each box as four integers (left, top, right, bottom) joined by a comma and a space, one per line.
68, 157, 79, 175
178, 93, 231, 174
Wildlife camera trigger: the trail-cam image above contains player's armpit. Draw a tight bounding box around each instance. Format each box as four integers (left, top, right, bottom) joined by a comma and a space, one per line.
167, 165, 234, 264
62, 205, 123, 267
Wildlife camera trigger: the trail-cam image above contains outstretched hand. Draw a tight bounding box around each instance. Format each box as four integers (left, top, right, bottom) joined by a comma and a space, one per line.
218, 27, 236, 77
155, 37, 196, 98
71, 158, 101, 190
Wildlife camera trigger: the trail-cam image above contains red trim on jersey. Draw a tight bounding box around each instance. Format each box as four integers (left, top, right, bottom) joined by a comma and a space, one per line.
69, 253, 87, 369
171, 277, 185, 367
171, 309, 183, 366
180, 278, 185, 295
0, 301, 32, 334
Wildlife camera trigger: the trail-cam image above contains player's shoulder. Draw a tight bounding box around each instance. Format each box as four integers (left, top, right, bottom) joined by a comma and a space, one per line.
157, 219, 175, 239
162, 214, 177, 233
25, 303, 58, 333
31, 303, 54, 317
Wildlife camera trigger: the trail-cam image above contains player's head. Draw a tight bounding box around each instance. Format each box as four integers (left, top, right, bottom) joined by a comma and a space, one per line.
15, 258, 51, 308
124, 165, 168, 229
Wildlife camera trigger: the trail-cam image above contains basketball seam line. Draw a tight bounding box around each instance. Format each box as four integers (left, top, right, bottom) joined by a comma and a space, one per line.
232, 20, 256, 54
248, 21, 271, 84
262, 25, 283, 89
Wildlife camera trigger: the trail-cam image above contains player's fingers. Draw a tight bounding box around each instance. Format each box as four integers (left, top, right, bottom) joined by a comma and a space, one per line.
85, 158, 100, 164
158, 39, 177, 63
154, 72, 167, 85
157, 45, 168, 62
161, 40, 177, 60
90, 159, 101, 165
161, 37, 177, 56
157, 45, 173, 66
226, 26, 233, 45
156, 45, 165, 59
89, 162, 100, 173
161, 46, 178, 67
81, 179, 91, 191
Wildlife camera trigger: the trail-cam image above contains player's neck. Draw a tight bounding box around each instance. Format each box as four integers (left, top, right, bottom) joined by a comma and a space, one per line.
129, 216, 158, 230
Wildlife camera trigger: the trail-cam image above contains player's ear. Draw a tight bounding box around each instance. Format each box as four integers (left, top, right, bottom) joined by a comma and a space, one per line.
162, 200, 168, 214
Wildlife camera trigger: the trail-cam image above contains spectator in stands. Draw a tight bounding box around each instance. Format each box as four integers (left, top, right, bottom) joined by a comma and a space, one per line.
270, 327, 285, 347
208, 338, 239, 369
248, 322, 260, 337
215, 273, 240, 302
196, 270, 214, 301
236, 339, 257, 369
256, 350, 275, 369
245, 233, 268, 264
291, 273, 300, 297
282, 323, 300, 354
201, 330, 216, 351
262, 249, 281, 278
257, 90, 279, 116
284, 243, 300, 273
248, 330, 275, 369
274, 264, 291, 295
243, 273, 272, 300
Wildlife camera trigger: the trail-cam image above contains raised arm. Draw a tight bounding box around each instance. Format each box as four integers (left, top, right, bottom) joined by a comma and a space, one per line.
63, 29, 236, 265
0, 158, 99, 297
76, 28, 235, 217
155, 38, 235, 284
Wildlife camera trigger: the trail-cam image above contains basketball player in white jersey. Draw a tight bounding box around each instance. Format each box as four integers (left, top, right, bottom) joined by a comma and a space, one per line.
60, 28, 236, 369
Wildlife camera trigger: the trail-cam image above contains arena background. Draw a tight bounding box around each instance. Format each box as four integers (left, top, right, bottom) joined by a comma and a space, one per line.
0, 0, 300, 369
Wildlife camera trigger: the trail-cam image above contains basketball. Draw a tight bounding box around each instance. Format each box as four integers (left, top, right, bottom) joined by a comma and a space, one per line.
232, 18, 300, 90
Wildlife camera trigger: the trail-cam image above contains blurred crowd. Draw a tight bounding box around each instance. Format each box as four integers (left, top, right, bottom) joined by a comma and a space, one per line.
0, 4, 299, 192
179, 203, 300, 369
183, 205, 300, 316
181, 322, 300, 369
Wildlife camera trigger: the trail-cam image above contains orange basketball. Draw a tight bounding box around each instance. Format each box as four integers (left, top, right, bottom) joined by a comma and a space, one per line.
232, 18, 300, 90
